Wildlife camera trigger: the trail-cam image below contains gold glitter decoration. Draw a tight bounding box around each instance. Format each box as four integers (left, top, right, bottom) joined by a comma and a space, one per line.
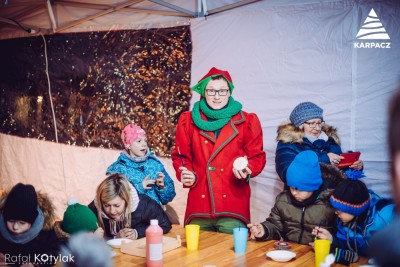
0, 26, 192, 156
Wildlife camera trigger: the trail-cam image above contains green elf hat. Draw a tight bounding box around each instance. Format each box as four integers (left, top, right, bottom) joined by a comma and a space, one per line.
192, 67, 235, 97
62, 200, 98, 235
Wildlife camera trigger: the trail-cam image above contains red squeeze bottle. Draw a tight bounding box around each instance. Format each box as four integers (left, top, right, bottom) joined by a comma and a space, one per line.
146, 219, 163, 267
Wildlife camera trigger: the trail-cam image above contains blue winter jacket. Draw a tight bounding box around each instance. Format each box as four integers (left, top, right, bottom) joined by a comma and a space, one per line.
275, 123, 342, 183
107, 151, 176, 205
333, 190, 396, 256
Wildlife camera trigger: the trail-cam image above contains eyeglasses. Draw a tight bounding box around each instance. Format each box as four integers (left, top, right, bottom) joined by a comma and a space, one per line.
205, 89, 230, 96
303, 121, 325, 128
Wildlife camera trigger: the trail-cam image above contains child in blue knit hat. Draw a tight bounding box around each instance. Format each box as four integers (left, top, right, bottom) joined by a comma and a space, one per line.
248, 151, 344, 245
313, 170, 396, 265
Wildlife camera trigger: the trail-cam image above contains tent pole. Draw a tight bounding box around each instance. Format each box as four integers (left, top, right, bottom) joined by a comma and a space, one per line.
47, 0, 57, 32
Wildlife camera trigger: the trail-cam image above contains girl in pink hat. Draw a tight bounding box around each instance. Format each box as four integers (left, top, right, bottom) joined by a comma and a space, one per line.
106, 124, 176, 210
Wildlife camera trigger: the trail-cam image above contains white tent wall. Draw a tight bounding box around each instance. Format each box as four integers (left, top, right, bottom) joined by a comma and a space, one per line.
1, 0, 400, 224
190, 0, 400, 222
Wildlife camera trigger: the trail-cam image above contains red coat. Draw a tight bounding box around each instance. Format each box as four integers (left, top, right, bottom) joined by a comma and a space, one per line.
171, 110, 266, 225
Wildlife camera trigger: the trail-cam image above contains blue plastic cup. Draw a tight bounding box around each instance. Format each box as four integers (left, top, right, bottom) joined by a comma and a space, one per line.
233, 227, 248, 254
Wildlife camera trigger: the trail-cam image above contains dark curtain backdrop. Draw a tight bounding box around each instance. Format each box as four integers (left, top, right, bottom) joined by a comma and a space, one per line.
0, 26, 192, 156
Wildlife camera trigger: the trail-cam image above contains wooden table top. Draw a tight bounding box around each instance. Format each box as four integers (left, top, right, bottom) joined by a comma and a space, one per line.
113, 225, 369, 267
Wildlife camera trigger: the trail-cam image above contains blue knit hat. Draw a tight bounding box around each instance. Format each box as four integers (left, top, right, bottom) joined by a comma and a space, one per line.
286, 151, 322, 192
289, 102, 323, 128
330, 170, 370, 216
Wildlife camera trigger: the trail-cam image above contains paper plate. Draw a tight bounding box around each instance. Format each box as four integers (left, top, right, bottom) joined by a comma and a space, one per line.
106, 238, 133, 248
266, 250, 296, 262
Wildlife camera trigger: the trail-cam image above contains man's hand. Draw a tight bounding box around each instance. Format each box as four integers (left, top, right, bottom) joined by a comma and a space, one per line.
179, 167, 196, 186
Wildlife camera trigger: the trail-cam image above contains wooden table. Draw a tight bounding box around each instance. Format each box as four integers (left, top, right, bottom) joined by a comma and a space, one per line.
113, 225, 369, 267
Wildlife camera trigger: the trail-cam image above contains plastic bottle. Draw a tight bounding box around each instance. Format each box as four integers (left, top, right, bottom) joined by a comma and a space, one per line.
146, 219, 163, 267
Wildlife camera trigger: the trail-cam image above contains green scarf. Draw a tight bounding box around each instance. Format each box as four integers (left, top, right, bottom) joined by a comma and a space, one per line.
191, 97, 242, 131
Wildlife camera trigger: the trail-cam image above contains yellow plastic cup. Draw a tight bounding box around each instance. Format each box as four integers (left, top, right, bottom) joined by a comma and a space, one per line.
185, 224, 200, 250
314, 239, 331, 267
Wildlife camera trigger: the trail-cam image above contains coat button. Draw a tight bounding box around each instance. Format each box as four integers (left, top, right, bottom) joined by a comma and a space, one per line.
201, 194, 205, 198
222, 194, 227, 198
204, 140, 208, 144
220, 168, 224, 172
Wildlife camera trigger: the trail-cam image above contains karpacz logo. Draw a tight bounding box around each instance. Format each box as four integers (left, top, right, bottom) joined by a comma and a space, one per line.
354, 8, 391, 49
354, 42, 390, 49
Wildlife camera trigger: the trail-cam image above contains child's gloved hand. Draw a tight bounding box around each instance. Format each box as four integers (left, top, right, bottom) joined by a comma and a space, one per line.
334, 248, 359, 266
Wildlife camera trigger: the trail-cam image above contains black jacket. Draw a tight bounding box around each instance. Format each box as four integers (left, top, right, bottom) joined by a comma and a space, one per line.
0, 230, 60, 266
89, 193, 172, 239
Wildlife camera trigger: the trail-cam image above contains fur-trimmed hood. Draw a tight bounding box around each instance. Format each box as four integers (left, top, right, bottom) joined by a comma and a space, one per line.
319, 163, 347, 201
0, 190, 56, 231
54, 220, 70, 240
276, 121, 341, 145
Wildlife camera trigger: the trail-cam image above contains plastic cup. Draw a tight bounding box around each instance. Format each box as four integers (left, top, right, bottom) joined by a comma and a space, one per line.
233, 227, 248, 254
314, 239, 331, 267
185, 224, 200, 250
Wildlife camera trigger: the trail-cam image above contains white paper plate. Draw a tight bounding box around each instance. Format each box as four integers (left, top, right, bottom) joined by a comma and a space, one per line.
266, 250, 296, 262
106, 238, 133, 248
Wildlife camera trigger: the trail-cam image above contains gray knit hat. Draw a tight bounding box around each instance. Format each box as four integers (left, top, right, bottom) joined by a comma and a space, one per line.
289, 102, 323, 127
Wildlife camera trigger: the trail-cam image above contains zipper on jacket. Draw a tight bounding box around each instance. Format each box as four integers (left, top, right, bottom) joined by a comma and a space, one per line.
298, 207, 306, 244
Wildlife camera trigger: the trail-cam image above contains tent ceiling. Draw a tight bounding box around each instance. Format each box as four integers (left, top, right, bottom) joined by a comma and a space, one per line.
0, 0, 260, 35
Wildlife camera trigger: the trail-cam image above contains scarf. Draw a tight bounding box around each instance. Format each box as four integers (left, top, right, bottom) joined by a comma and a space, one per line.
305, 131, 329, 143
0, 208, 44, 244
123, 148, 154, 163
191, 97, 242, 131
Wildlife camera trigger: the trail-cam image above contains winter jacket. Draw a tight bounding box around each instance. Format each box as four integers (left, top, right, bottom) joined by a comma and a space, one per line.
257, 164, 342, 245
332, 190, 395, 256
88, 193, 172, 239
171, 110, 266, 225
275, 122, 342, 183
0, 191, 60, 267
107, 151, 176, 205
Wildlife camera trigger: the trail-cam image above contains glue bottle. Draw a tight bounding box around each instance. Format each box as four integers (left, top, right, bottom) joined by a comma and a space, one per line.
146, 219, 163, 267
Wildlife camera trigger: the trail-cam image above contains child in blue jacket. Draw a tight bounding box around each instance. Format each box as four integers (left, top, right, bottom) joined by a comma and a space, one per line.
107, 124, 176, 206
313, 170, 395, 265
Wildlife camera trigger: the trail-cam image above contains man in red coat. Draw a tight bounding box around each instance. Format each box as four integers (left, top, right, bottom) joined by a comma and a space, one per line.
171, 67, 266, 234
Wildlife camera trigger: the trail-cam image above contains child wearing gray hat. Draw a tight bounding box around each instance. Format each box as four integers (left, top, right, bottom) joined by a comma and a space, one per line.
275, 101, 363, 184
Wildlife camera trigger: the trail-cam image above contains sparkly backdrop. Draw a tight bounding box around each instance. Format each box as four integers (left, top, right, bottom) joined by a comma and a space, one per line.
0, 26, 192, 156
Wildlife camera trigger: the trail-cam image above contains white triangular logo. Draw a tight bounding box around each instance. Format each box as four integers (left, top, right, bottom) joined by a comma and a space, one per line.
356, 8, 390, 39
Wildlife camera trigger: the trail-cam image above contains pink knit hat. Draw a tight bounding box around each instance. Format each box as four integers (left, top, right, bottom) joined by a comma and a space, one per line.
121, 124, 146, 148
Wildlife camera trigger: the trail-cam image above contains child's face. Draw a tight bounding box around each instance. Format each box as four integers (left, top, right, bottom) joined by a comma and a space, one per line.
335, 210, 355, 224
6, 220, 32, 234
204, 78, 231, 110
128, 137, 147, 157
102, 196, 126, 220
290, 187, 313, 202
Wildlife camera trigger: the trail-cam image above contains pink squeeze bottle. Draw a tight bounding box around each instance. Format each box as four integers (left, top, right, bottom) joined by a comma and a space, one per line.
146, 219, 163, 267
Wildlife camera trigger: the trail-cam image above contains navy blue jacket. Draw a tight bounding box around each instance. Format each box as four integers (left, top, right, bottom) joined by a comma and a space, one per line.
275, 123, 342, 183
